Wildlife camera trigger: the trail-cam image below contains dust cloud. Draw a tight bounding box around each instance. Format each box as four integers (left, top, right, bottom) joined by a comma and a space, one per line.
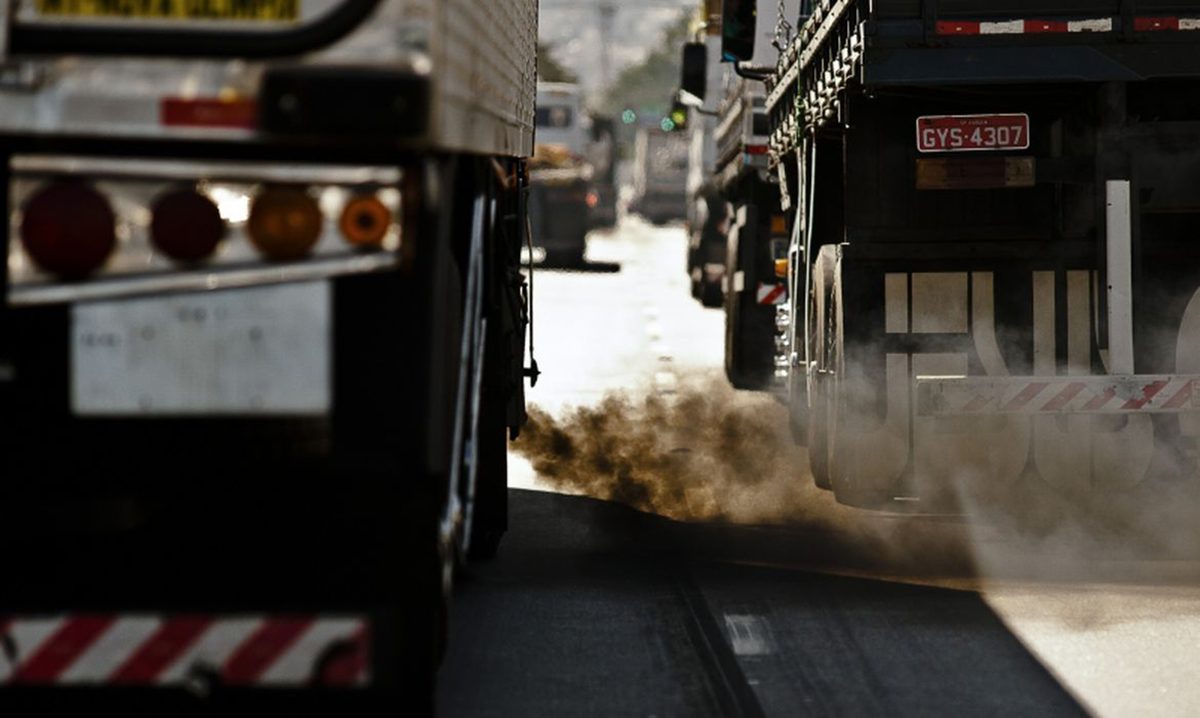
514, 376, 812, 524
512, 371, 1200, 585
511, 374, 977, 578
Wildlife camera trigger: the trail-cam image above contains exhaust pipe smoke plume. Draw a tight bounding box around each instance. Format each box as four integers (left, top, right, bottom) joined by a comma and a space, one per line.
513, 371, 1200, 583
513, 375, 977, 577
514, 378, 809, 524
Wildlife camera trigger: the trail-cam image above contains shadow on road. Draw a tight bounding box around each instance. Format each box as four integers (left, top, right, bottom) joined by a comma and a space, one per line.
440, 489, 1085, 717
533, 259, 622, 273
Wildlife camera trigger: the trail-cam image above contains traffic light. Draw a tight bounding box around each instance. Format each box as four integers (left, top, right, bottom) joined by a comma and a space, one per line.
668, 100, 688, 131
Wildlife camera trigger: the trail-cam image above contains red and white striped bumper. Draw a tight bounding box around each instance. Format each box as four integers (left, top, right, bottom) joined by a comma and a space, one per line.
0, 614, 369, 688
916, 375, 1200, 416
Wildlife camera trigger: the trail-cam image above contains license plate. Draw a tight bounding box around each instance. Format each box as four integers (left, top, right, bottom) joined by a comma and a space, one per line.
72, 282, 330, 415
916, 114, 1030, 153
35, 0, 298, 22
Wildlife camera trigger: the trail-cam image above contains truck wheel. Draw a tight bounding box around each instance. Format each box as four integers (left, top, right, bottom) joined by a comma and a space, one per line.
824, 255, 893, 509
466, 395, 507, 560
807, 247, 836, 490
701, 279, 723, 308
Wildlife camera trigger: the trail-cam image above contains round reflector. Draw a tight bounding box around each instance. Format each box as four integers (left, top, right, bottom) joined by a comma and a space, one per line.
20, 182, 116, 279
338, 195, 391, 248
151, 188, 225, 263
246, 186, 322, 260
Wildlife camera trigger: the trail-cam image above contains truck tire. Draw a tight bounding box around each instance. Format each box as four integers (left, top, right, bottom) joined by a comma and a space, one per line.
700, 278, 723, 308
806, 247, 837, 490
724, 202, 777, 391
466, 395, 508, 560
824, 253, 893, 509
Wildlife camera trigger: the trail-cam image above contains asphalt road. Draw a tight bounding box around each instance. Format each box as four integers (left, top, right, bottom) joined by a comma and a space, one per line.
439, 489, 1081, 716
440, 216, 1200, 717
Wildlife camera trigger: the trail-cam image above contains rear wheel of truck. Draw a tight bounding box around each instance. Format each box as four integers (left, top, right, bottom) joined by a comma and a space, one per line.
724, 201, 777, 391
466, 396, 508, 561
806, 246, 836, 490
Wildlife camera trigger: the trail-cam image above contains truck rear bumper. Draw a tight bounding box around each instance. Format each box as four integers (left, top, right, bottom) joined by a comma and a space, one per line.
0, 612, 369, 688
916, 375, 1200, 416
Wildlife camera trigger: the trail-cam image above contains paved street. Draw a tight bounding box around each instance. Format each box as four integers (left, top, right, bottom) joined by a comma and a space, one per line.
439, 217, 1200, 716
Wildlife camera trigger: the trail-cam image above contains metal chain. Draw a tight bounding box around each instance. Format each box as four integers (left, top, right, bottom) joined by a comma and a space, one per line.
773, 0, 793, 51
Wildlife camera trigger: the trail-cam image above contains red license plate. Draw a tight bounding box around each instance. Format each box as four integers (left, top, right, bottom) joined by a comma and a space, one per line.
916, 114, 1030, 153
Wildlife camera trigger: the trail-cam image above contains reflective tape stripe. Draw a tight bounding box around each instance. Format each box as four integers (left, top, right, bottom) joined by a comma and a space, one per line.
259, 618, 362, 686
0, 614, 370, 687
939, 17, 1115, 34
13, 616, 115, 683
917, 376, 1200, 415
156, 616, 261, 685
756, 283, 787, 305
221, 617, 314, 685
110, 616, 213, 684
58, 617, 161, 683
0, 617, 63, 683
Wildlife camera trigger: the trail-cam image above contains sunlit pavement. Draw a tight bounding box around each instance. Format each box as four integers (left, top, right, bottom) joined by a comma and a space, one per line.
448, 215, 1200, 716
507, 215, 723, 492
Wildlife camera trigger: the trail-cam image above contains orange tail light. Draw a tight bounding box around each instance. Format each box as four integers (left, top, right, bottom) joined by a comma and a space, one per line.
247, 186, 323, 260
338, 194, 391, 248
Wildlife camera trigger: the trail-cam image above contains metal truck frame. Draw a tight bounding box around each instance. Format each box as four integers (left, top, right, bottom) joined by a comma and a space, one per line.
763, 1, 1200, 508
0, 0, 536, 712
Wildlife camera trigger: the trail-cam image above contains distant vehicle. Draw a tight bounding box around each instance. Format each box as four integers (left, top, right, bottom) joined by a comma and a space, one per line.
531, 83, 592, 265
586, 116, 619, 230
681, 0, 795, 322
682, 29, 729, 308
631, 128, 689, 225
0, 0, 536, 711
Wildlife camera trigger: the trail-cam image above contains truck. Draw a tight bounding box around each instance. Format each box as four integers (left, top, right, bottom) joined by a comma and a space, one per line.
0, 0, 536, 712
631, 127, 690, 225
715, 75, 790, 390
682, 15, 732, 308
530, 82, 592, 266
682, 0, 796, 342
737, 0, 1200, 509
586, 115, 619, 230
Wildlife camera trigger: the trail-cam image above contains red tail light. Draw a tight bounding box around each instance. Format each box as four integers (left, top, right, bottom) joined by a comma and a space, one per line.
151, 188, 226, 263
20, 182, 116, 279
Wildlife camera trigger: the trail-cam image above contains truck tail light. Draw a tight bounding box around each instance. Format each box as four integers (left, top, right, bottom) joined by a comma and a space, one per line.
338, 194, 390, 248
20, 181, 116, 278
247, 186, 322, 260
151, 188, 226, 263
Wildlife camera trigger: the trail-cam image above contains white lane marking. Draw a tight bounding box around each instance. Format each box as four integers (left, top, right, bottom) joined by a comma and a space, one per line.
59, 616, 161, 683
0, 617, 65, 682
259, 618, 362, 686
654, 371, 678, 394
723, 614, 774, 656
156, 616, 263, 685
645, 321, 664, 340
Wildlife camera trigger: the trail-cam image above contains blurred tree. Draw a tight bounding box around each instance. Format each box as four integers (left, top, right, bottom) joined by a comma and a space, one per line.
538, 42, 578, 83
599, 10, 691, 118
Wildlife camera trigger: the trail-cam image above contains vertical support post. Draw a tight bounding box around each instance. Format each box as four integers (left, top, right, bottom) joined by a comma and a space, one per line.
1106, 179, 1134, 375
0, 148, 11, 387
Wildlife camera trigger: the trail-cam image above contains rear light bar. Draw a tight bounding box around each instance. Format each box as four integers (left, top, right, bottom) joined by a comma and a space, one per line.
7, 156, 406, 305
936, 16, 1200, 36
